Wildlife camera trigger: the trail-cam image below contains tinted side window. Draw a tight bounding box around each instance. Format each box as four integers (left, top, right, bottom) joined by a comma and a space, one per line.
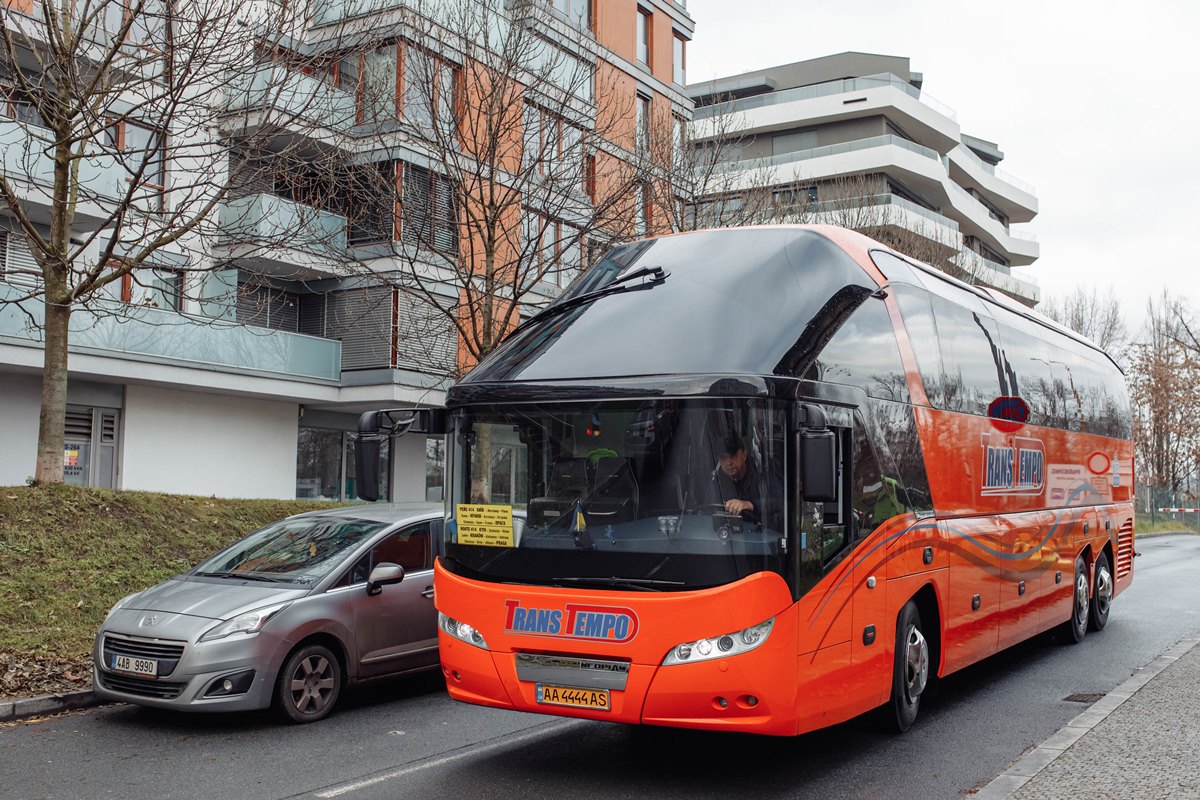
814, 296, 909, 402
892, 284, 942, 408
928, 294, 1005, 416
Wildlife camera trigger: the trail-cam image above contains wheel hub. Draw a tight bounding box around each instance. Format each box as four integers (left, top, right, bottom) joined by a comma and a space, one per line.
1096, 565, 1113, 614
904, 625, 929, 702
1075, 571, 1090, 627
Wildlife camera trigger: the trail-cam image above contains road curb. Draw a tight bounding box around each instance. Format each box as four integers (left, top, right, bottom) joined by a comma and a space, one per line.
970, 635, 1200, 799
0, 689, 102, 723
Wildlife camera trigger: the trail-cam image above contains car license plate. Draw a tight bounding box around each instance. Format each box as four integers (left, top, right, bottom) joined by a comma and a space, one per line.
536, 683, 609, 711
112, 655, 158, 677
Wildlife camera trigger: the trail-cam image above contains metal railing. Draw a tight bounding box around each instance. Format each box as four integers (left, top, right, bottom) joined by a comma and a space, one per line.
953, 145, 1037, 196
717, 133, 942, 173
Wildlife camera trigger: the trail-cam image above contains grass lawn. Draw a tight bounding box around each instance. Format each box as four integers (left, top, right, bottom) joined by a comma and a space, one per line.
0, 484, 338, 700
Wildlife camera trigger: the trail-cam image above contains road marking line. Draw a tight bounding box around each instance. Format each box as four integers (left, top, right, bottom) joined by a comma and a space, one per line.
314, 719, 586, 798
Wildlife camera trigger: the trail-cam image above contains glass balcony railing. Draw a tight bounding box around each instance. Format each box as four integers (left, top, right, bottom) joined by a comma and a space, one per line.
224, 66, 358, 130
1, 118, 125, 204
954, 145, 1037, 195
0, 283, 341, 381
219, 193, 348, 257
695, 73, 957, 122
717, 134, 942, 172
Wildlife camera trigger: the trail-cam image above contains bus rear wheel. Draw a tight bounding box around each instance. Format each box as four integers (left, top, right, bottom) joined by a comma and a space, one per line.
888, 600, 928, 733
1063, 555, 1089, 644
1089, 552, 1113, 632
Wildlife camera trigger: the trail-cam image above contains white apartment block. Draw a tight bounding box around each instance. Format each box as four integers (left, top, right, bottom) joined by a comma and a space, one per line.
688, 52, 1040, 306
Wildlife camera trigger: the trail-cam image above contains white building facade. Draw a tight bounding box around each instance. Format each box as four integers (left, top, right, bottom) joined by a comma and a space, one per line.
1, 0, 695, 499
688, 52, 1040, 305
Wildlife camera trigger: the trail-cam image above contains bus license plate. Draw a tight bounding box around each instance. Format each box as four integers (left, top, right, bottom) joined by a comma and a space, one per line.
536, 683, 609, 711
112, 655, 158, 677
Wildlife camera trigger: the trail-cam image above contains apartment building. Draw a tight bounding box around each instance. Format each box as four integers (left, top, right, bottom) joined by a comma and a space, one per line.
0, 0, 695, 499
688, 52, 1040, 305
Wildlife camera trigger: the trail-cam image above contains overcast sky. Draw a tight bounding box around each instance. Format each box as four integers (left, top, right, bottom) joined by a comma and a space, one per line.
683, 0, 1197, 332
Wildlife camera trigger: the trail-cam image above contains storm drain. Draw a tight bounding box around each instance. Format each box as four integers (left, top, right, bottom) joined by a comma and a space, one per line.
1063, 693, 1107, 703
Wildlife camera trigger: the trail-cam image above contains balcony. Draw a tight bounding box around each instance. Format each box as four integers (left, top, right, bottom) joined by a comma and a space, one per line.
0, 283, 341, 381
217, 193, 349, 278
223, 66, 358, 137
1, 118, 125, 228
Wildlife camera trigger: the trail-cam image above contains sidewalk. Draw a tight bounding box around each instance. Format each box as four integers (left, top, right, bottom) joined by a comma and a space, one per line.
973, 635, 1200, 799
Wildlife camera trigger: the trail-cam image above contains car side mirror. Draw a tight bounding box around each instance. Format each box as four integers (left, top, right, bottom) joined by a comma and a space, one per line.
366, 563, 405, 596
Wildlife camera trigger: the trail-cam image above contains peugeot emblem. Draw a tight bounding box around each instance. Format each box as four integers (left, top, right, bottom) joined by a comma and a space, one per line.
140, 614, 159, 627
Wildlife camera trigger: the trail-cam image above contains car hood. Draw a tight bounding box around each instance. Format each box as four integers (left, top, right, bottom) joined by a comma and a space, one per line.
121, 576, 311, 621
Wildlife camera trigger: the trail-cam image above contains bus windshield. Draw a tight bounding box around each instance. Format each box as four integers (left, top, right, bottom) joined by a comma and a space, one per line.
445, 399, 788, 591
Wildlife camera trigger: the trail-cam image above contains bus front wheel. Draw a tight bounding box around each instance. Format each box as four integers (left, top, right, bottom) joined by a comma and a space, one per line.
888, 600, 928, 733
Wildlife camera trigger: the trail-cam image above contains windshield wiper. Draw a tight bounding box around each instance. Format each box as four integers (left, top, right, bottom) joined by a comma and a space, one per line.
517, 266, 668, 331
550, 576, 685, 592
194, 571, 293, 583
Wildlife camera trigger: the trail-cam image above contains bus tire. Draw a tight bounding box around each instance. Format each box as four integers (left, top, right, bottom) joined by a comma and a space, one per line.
1088, 551, 1113, 632
1063, 555, 1089, 644
888, 600, 928, 733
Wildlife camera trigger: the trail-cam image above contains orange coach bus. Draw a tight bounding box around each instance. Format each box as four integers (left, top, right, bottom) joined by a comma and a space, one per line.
357, 225, 1134, 736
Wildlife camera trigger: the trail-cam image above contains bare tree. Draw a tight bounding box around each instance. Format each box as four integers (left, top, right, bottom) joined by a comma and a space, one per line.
1037, 286, 1128, 353
1128, 291, 1200, 498
0, 0, 422, 482
1, 0, 379, 482
312, 0, 647, 370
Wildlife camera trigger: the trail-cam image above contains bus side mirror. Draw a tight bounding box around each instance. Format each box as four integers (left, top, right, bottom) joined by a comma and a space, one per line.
800, 429, 838, 502
357, 412, 385, 502
355, 408, 448, 501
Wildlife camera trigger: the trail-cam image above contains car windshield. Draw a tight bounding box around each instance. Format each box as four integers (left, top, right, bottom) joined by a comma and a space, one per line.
193, 516, 388, 584
445, 399, 788, 591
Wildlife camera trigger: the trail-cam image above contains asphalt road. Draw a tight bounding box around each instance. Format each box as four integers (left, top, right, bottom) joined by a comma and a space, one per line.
3, 534, 1198, 800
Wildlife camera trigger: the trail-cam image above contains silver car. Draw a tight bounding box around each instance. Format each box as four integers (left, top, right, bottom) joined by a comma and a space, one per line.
93, 502, 443, 723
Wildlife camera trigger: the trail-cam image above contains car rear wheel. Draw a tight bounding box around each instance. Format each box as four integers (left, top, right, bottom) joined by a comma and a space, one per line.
274, 643, 342, 724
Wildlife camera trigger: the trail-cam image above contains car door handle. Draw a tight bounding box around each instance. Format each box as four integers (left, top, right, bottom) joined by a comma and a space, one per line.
421, 587, 435, 599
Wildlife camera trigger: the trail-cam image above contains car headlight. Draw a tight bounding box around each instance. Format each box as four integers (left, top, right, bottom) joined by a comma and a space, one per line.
439, 612, 487, 649
200, 602, 291, 642
103, 593, 139, 623
662, 618, 774, 665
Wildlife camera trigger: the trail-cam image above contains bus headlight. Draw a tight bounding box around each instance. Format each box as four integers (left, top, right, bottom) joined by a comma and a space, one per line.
439, 612, 488, 649
662, 618, 774, 665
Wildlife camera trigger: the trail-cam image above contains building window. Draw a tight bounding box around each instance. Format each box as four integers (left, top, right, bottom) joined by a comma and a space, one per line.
523, 103, 584, 184
583, 152, 596, 200
636, 8, 651, 66
403, 163, 458, 253
521, 210, 581, 288
550, 0, 590, 29
361, 43, 398, 122
103, 0, 167, 48
106, 119, 166, 211
401, 44, 459, 136
149, 269, 183, 311
297, 428, 388, 501
673, 33, 686, 85
636, 92, 651, 149
2, 83, 44, 126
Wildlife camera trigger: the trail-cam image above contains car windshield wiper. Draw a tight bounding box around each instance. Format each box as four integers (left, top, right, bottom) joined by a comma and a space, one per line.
193, 571, 294, 583
550, 576, 685, 592
517, 266, 668, 331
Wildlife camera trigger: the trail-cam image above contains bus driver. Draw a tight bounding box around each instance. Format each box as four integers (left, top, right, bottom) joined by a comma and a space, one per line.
709, 434, 768, 525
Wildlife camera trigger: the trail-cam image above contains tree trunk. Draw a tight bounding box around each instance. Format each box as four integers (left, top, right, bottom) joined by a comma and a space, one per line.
35, 299, 71, 484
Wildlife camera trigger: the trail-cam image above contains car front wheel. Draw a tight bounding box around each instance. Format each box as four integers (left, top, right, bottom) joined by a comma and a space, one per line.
274, 643, 342, 724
